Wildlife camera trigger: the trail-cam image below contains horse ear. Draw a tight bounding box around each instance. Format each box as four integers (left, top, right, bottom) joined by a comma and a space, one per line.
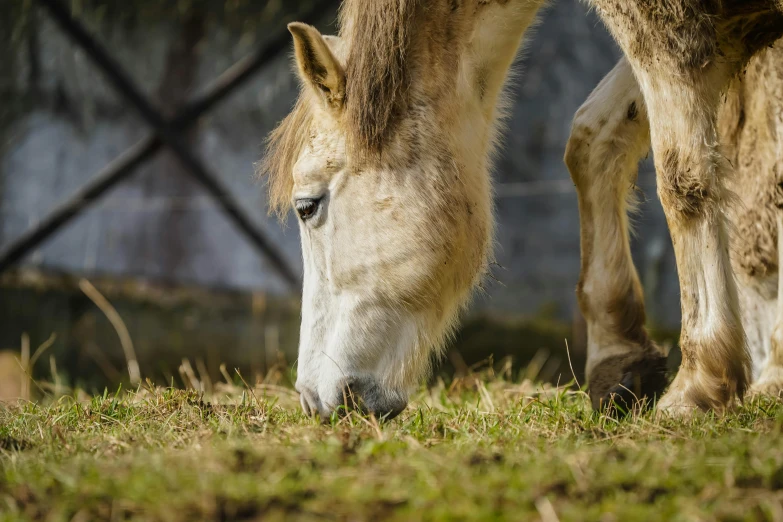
288, 22, 346, 111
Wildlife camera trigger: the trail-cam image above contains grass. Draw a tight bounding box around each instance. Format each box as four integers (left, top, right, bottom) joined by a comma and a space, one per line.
2, 372, 783, 521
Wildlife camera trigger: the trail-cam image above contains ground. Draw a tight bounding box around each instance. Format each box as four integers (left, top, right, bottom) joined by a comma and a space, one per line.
2, 372, 783, 522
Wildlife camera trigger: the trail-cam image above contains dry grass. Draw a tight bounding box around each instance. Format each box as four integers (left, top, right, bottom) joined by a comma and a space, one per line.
1, 367, 783, 521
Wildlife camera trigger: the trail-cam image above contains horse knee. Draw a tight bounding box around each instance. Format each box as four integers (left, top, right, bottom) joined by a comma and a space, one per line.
564, 121, 595, 188
656, 148, 717, 222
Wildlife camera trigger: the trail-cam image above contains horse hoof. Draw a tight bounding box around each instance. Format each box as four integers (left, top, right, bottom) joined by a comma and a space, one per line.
591, 352, 669, 416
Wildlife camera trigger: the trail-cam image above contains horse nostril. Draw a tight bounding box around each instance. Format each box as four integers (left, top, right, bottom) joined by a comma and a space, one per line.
337, 376, 407, 421
339, 379, 363, 412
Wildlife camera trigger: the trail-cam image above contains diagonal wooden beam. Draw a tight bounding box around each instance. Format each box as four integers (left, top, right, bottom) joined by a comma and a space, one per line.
32, 0, 305, 289
0, 136, 161, 274
0, 0, 336, 290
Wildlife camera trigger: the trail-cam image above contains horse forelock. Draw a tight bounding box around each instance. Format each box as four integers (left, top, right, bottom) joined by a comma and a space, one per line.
262, 0, 429, 217
340, 0, 421, 155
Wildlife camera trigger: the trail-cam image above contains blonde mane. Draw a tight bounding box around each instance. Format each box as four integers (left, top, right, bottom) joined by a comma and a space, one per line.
261, 0, 421, 215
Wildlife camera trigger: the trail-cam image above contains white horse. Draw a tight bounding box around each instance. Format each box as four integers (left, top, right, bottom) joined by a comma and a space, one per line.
262, 0, 783, 419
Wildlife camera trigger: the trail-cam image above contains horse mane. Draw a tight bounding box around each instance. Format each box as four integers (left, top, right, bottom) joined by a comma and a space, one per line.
261, 0, 421, 215
340, 0, 419, 154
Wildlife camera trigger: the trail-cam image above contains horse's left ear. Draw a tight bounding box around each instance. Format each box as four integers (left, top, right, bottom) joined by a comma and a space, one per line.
288, 22, 346, 111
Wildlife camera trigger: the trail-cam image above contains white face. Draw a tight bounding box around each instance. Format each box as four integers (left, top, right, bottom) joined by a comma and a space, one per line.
277, 17, 502, 420
292, 117, 485, 419
293, 157, 418, 419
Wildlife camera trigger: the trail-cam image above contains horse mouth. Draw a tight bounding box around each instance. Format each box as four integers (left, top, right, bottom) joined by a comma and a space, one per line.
298, 377, 408, 422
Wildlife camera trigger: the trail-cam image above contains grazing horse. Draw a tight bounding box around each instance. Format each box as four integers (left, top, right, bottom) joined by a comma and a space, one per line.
262, 0, 783, 419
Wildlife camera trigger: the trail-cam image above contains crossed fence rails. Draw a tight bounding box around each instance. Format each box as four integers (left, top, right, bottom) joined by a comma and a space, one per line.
0, 0, 343, 293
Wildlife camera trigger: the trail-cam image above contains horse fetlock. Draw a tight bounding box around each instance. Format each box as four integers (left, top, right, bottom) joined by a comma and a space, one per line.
679, 326, 751, 403
655, 374, 702, 418
657, 356, 747, 416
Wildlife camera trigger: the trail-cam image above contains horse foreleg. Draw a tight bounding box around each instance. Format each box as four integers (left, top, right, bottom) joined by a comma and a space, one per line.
750, 210, 783, 398
565, 57, 668, 411
590, 0, 757, 415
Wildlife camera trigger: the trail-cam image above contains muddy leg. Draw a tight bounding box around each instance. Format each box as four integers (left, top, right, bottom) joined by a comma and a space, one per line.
565, 58, 668, 412
742, 53, 783, 398
590, 2, 754, 415
645, 78, 749, 414
750, 212, 783, 398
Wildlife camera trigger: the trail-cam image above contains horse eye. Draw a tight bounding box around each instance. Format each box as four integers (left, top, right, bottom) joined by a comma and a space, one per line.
295, 198, 320, 221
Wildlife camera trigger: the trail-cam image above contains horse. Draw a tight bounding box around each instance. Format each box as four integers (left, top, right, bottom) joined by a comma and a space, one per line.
262, 0, 783, 419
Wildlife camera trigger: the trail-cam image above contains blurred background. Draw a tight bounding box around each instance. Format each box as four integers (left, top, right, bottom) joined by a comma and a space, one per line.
0, 0, 680, 397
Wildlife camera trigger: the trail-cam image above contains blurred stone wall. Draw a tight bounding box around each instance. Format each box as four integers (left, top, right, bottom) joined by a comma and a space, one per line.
0, 0, 680, 327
